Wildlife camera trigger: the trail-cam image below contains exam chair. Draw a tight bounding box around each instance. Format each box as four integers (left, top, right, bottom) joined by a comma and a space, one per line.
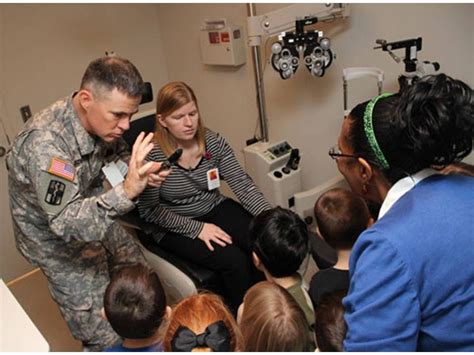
120, 112, 225, 305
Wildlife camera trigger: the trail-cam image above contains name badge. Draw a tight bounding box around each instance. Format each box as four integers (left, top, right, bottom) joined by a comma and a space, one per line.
207, 168, 220, 190
102, 161, 126, 187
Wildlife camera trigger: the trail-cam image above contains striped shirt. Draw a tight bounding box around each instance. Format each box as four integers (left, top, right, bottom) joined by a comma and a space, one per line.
138, 129, 271, 242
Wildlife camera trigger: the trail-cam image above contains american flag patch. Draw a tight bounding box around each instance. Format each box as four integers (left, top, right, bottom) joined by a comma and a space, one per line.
48, 157, 75, 181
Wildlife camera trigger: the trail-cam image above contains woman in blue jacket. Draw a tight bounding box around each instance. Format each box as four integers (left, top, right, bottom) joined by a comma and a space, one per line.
331, 74, 474, 351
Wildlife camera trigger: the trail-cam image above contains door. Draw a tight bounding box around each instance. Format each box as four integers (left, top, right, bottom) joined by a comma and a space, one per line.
0, 117, 34, 282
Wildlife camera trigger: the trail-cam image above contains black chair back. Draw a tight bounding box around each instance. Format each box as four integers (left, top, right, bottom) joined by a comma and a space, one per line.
123, 114, 156, 149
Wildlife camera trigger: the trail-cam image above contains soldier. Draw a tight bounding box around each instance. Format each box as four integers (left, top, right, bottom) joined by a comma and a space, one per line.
6, 56, 169, 351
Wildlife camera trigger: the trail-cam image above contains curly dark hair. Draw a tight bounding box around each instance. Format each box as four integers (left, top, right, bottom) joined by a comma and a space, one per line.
347, 74, 474, 184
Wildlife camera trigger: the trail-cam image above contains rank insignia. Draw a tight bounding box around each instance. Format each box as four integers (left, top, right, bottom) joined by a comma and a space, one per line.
48, 157, 75, 181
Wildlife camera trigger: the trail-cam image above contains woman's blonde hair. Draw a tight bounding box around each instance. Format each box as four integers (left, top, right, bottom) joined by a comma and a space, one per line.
239, 281, 310, 351
154, 81, 206, 157
163, 292, 244, 352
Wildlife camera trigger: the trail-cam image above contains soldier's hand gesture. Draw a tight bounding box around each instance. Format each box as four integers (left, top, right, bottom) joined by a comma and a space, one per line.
123, 132, 168, 200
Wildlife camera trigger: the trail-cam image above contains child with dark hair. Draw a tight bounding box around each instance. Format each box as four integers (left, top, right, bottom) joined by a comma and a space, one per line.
248, 206, 315, 350
102, 263, 170, 352
309, 188, 373, 307
315, 290, 347, 352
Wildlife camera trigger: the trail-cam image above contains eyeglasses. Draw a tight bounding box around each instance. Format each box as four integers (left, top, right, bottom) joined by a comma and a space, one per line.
328, 145, 359, 160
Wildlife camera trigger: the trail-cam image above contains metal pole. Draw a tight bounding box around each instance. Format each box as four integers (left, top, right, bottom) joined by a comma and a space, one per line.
247, 3, 269, 142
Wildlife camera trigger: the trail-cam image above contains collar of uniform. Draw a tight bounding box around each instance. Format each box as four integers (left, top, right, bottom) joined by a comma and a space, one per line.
378, 168, 438, 220
67, 94, 96, 157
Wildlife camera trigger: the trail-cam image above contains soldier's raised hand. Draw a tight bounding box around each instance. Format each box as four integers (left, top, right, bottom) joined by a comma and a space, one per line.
123, 132, 167, 199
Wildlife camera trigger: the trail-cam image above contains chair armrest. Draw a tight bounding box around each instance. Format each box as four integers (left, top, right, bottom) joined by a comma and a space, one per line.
118, 208, 164, 235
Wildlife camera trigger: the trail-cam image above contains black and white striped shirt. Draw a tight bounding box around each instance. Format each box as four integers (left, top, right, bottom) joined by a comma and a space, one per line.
138, 129, 271, 241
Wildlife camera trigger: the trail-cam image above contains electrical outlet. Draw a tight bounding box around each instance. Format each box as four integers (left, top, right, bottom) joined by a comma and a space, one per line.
20, 105, 32, 123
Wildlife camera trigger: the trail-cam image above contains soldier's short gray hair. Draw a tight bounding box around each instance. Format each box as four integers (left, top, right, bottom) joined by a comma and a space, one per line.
80, 56, 144, 98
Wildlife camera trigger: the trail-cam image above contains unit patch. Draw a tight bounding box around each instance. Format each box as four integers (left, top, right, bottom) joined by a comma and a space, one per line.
44, 180, 66, 205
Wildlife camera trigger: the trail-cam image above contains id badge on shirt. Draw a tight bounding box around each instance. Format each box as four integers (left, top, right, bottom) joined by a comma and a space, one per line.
207, 168, 220, 190
102, 160, 127, 187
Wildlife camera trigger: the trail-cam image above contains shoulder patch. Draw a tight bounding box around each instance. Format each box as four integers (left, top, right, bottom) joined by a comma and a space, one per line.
38, 172, 76, 216
44, 179, 66, 205
48, 157, 75, 181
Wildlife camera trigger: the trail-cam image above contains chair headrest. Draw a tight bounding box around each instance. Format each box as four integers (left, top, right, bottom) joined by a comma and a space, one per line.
140, 82, 153, 105
122, 114, 156, 149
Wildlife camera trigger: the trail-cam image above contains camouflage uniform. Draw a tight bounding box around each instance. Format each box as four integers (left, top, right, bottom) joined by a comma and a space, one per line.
6, 95, 145, 351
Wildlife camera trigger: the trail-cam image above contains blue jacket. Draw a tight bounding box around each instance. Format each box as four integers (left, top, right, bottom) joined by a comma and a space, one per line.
344, 175, 474, 351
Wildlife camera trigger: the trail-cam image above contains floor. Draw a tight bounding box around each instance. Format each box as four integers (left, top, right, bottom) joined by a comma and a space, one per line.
7, 269, 82, 352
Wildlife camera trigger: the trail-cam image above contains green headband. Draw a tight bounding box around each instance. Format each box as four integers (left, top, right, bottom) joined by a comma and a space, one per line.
363, 92, 394, 170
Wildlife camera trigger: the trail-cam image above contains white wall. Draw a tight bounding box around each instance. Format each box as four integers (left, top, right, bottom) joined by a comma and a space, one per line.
0, 6, 33, 282
0, 4, 169, 281
1, 4, 169, 137
156, 3, 474, 186
155, 4, 259, 165
1, 3, 473, 280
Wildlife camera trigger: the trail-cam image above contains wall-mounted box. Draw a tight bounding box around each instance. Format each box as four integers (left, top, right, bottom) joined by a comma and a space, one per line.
199, 19, 246, 66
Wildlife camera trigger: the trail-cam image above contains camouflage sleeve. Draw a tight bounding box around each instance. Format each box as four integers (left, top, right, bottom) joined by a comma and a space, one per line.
22, 130, 135, 243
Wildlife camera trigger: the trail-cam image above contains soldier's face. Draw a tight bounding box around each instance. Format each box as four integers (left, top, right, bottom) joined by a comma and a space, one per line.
86, 88, 141, 143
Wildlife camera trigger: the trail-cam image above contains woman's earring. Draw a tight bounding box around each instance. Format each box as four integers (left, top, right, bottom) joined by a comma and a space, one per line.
362, 183, 368, 194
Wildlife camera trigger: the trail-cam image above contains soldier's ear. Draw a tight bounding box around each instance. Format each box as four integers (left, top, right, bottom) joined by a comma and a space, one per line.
77, 89, 94, 111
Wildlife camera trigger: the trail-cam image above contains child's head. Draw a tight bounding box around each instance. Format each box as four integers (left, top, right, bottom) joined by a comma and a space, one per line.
163, 293, 243, 352
315, 290, 347, 352
249, 206, 309, 277
239, 281, 311, 351
103, 263, 167, 340
314, 188, 372, 250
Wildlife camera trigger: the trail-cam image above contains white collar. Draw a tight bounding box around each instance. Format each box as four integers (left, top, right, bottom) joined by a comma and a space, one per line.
378, 168, 439, 219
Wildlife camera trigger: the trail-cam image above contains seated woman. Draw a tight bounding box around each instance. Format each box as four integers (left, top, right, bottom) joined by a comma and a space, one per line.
137, 81, 271, 312
334, 74, 474, 351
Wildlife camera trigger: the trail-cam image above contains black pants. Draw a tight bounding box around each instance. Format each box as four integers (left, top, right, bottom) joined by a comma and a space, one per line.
159, 199, 263, 312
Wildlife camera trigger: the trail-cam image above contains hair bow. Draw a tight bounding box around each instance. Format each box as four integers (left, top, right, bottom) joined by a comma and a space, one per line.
171, 320, 231, 352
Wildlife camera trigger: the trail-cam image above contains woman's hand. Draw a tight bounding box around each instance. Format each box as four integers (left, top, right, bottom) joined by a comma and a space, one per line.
147, 164, 171, 188
197, 223, 233, 251
435, 162, 474, 178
